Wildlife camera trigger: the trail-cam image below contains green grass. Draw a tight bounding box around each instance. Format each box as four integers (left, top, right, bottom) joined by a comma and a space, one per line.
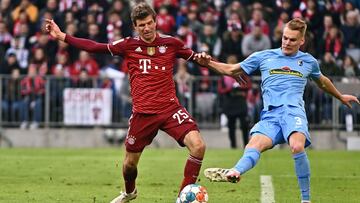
0, 148, 359, 203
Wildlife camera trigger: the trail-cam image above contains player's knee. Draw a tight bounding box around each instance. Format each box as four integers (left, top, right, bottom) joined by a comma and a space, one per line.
124, 156, 138, 169
190, 139, 206, 157
290, 143, 304, 154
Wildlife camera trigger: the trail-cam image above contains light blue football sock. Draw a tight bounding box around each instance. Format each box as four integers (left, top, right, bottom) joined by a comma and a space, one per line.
293, 151, 311, 201
233, 148, 261, 174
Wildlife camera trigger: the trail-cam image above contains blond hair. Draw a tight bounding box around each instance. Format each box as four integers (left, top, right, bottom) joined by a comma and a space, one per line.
286, 18, 307, 37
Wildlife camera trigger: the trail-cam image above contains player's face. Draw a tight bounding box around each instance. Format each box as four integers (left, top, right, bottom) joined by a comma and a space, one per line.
281, 27, 304, 56
134, 15, 157, 43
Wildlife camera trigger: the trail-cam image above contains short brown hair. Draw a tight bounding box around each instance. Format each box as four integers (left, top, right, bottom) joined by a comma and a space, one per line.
286, 18, 307, 37
131, 3, 156, 26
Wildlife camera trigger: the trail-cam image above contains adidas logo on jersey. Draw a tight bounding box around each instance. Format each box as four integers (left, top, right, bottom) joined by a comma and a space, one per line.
135, 47, 142, 52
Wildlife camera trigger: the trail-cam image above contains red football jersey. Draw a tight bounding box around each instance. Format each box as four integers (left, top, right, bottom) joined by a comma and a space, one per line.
108, 34, 194, 114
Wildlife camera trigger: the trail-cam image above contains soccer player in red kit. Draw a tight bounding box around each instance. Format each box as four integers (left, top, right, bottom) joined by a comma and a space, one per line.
46, 3, 205, 203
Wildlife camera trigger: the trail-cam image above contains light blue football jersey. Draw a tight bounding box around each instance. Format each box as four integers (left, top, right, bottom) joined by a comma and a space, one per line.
240, 48, 321, 111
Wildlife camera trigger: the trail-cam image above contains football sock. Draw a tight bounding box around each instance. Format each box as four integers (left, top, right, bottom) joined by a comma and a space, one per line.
233, 148, 260, 174
293, 151, 310, 201
179, 154, 203, 192
123, 165, 137, 194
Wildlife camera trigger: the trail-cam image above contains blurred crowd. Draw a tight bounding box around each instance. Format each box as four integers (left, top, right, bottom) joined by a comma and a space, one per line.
0, 0, 359, 129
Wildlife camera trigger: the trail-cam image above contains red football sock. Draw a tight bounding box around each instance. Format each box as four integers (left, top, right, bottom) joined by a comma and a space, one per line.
179, 154, 203, 193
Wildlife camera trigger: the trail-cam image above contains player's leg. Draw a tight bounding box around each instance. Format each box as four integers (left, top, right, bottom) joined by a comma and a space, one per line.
203, 134, 271, 183
110, 152, 141, 203
180, 130, 206, 191
289, 132, 311, 202
283, 106, 311, 202
123, 151, 141, 194
205, 109, 282, 183
111, 113, 159, 203
161, 106, 204, 192
233, 134, 272, 173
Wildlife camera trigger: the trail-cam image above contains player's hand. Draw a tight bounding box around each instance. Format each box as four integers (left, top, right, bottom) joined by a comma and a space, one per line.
44, 19, 65, 41
340, 94, 360, 108
194, 52, 211, 66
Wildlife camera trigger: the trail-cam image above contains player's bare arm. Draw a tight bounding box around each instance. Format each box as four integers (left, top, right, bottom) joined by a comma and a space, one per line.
194, 53, 247, 85
194, 52, 240, 75
314, 75, 360, 108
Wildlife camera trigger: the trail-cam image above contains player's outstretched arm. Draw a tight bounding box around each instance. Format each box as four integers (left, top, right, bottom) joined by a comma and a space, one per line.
194, 52, 240, 75
45, 19, 108, 53
194, 52, 247, 85
314, 75, 360, 108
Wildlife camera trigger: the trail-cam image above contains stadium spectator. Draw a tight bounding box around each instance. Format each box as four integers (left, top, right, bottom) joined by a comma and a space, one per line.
0, 0, 13, 25
319, 26, 345, 59
218, 55, 250, 149
1, 50, 20, 74
246, 9, 270, 35
20, 66, 45, 129
341, 54, 360, 82
70, 50, 99, 77
156, 6, 176, 35
70, 68, 94, 88
320, 52, 342, 77
271, 25, 283, 48
220, 13, 244, 61
28, 47, 48, 76
106, 11, 123, 42
300, 0, 323, 34
12, 9, 32, 37
6, 36, 29, 72
11, 0, 38, 23
176, 21, 197, 51
185, 10, 203, 36
119, 73, 132, 120
1, 68, 22, 122
197, 18, 360, 203
30, 31, 58, 65
340, 10, 360, 62
175, 3, 188, 29
45, 3, 207, 203
0, 21, 12, 61
39, 0, 59, 23
107, 0, 132, 37
241, 25, 271, 57
198, 24, 221, 59
49, 61, 70, 122
174, 59, 192, 109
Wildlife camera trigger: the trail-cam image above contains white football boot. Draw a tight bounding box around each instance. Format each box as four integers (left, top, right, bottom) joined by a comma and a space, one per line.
204, 168, 241, 183
110, 188, 137, 203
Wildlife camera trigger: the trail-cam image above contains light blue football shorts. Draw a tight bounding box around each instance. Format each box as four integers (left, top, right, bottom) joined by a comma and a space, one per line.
250, 105, 311, 148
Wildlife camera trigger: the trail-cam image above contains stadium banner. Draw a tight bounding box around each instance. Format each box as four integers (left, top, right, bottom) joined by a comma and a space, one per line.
63, 88, 112, 125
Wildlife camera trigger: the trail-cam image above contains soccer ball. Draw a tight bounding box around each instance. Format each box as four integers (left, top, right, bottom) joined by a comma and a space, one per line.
179, 184, 208, 203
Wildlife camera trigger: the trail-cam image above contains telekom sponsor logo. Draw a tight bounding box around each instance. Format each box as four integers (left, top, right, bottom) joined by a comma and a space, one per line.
139, 59, 165, 73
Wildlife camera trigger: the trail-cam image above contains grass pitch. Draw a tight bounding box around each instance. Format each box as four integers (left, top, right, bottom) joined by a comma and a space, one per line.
0, 148, 359, 203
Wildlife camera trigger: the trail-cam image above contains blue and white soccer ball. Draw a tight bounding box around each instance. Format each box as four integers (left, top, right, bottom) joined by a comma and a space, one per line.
179, 184, 208, 203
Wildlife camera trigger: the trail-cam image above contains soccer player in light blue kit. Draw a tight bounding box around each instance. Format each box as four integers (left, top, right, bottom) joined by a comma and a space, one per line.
196, 18, 360, 203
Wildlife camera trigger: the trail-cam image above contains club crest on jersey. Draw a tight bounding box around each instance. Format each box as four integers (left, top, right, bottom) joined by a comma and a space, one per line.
147, 47, 155, 56
298, 60, 303, 66
158, 45, 167, 54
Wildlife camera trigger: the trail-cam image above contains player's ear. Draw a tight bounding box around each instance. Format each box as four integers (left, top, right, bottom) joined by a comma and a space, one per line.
300, 37, 305, 46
